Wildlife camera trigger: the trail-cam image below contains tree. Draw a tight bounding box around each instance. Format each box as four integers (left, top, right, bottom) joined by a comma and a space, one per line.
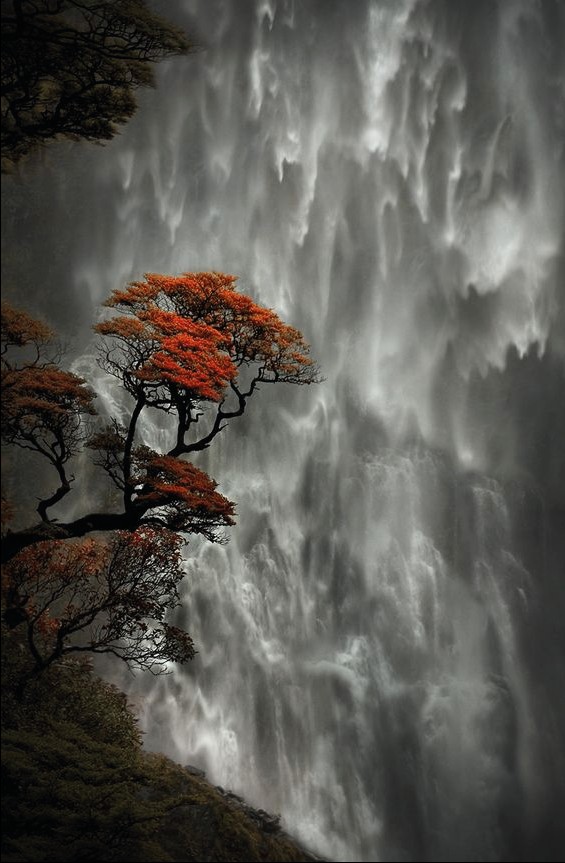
1, 0, 191, 169
1, 272, 319, 676
2, 528, 196, 677
1, 302, 96, 520
1, 271, 320, 562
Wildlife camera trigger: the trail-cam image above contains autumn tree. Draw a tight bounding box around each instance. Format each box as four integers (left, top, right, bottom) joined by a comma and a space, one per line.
1, 301, 96, 520
2, 271, 320, 563
2, 272, 318, 676
3, 528, 196, 679
1, 0, 191, 169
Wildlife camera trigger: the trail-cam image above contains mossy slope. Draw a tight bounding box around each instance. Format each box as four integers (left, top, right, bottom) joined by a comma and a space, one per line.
1, 632, 323, 862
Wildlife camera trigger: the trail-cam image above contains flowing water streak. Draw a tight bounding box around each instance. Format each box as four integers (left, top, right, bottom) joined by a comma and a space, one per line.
16, 1, 563, 860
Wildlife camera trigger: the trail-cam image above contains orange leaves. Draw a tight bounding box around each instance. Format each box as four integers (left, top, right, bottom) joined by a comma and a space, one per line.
105, 271, 238, 312
1, 303, 96, 425
1, 304, 96, 481
161, 624, 197, 664
3, 530, 185, 618
95, 315, 146, 340
96, 298, 238, 402
138, 452, 235, 514
7, 537, 106, 590
1, 275, 319, 554
87, 423, 126, 455
3, 528, 196, 672
134, 450, 236, 541
35, 611, 61, 639
1, 277, 321, 675
97, 271, 319, 405
1, 365, 96, 467
134, 310, 237, 402
3, 366, 95, 417
1, 302, 53, 348
88, 271, 319, 536
122, 525, 183, 552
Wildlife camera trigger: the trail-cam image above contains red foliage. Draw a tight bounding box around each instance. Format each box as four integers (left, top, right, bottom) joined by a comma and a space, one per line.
3, 529, 196, 674
1, 277, 321, 681
2, 365, 95, 422
96, 271, 318, 405
1, 302, 53, 348
1, 274, 319, 563
1, 303, 96, 438
1, 302, 96, 522
134, 449, 235, 541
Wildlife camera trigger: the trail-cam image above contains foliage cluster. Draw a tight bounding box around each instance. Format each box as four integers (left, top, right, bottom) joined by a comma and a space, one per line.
1, 271, 318, 677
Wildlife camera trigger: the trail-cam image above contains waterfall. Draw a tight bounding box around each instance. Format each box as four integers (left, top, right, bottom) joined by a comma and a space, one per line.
2, 1, 564, 860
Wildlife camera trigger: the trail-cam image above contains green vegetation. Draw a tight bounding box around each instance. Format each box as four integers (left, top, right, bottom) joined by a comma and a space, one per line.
1, 628, 321, 862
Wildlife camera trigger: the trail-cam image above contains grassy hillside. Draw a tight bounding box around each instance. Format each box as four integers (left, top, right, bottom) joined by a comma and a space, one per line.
1, 628, 323, 862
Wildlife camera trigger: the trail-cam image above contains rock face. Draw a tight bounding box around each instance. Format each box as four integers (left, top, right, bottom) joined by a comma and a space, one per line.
184, 763, 206, 778
216, 787, 282, 834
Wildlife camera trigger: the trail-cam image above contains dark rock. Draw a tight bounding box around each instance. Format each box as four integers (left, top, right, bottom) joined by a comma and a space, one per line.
261, 814, 282, 833
225, 791, 244, 803
183, 764, 206, 778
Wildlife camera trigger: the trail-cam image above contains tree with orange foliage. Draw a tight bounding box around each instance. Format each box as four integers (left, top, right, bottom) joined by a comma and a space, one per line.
3, 528, 196, 679
2, 272, 319, 563
1, 303, 96, 520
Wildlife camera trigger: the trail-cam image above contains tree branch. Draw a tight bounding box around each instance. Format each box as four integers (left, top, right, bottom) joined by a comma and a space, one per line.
122, 393, 144, 511
168, 378, 259, 457
37, 459, 72, 521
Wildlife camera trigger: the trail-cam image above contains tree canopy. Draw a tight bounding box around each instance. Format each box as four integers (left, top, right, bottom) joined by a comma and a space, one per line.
1, 302, 96, 519
1, 272, 319, 673
1, 0, 191, 169
3, 528, 195, 678
2, 272, 319, 560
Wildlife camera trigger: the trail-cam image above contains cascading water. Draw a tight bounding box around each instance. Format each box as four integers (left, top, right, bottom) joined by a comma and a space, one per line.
2, 1, 564, 860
